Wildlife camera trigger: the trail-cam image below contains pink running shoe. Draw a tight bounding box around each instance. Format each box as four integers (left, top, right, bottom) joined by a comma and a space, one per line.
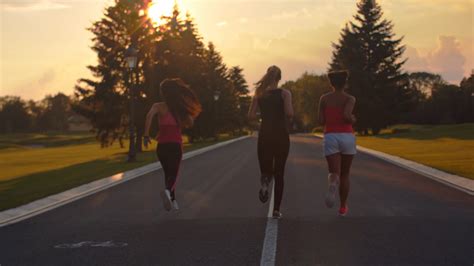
338, 206, 348, 217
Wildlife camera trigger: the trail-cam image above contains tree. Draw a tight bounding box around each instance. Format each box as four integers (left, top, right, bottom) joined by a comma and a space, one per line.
228, 66, 250, 134
74, 0, 155, 147
281, 73, 330, 131
192, 42, 232, 139
37, 93, 71, 131
330, 0, 409, 134
408, 72, 445, 97
459, 73, 474, 123
0, 96, 32, 133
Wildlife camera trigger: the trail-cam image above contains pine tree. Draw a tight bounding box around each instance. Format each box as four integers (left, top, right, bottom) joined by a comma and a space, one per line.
228, 66, 249, 96
330, 0, 408, 134
74, 0, 155, 146
228, 66, 250, 134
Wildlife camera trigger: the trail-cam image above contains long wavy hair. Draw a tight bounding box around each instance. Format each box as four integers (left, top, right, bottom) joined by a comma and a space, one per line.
160, 78, 202, 128
255, 65, 282, 98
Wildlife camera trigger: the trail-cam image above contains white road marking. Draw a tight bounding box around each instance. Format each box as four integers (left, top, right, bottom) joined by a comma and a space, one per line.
54, 241, 128, 249
260, 182, 278, 266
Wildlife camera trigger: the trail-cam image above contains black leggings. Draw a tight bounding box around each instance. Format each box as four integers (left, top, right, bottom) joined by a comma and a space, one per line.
257, 134, 290, 211
156, 142, 183, 199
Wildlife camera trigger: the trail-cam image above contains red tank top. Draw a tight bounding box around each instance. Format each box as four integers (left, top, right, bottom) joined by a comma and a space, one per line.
324, 107, 353, 133
157, 112, 182, 143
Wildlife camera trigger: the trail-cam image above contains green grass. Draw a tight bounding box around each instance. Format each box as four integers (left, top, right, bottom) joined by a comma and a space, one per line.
0, 132, 95, 150
356, 124, 474, 180
0, 132, 241, 211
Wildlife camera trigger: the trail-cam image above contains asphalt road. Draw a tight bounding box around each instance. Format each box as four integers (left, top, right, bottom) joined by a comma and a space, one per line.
0, 135, 473, 266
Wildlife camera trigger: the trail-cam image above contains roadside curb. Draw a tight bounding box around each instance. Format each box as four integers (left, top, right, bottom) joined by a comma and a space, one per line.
314, 133, 474, 196
0, 135, 251, 227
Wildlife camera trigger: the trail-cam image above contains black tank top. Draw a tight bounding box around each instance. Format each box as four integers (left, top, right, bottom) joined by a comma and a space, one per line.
258, 89, 288, 137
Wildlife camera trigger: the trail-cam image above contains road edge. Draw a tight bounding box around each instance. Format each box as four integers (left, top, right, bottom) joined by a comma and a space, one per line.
313, 133, 473, 196
0, 135, 251, 227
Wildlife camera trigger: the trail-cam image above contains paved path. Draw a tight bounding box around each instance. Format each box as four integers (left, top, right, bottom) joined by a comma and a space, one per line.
0, 135, 472, 265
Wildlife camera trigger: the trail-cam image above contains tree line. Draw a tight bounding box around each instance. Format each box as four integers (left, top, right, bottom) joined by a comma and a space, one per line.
73, 0, 250, 148
283, 71, 474, 133
0, 93, 73, 134
284, 0, 473, 134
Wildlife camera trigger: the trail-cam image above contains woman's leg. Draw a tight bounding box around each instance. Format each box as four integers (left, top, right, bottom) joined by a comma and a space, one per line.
340, 154, 354, 208
157, 143, 182, 199
273, 135, 290, 212
258, 136, 273, 195
325, 153, 341, 208
325, 153, 342, 181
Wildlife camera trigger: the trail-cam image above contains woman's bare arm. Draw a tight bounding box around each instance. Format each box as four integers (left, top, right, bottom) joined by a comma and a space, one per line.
343, 96, 356, 124
282, 89, 294, 120
318, 95, 326, 125
144, 103, 160, 137
248, 96, 259, 120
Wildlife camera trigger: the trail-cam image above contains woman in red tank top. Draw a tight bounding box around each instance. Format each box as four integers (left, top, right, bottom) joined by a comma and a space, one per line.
318, 70, 357, 217
144, 78, 201, 211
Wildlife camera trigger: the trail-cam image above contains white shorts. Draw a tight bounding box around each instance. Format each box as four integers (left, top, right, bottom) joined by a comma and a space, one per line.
323, 133, 357, 156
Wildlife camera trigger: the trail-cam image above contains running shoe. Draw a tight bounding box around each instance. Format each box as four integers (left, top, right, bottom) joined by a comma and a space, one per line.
160, 189, 172, 211
172, 199, 179, 210
338, 206, 348, 217
272, 210, 283, 219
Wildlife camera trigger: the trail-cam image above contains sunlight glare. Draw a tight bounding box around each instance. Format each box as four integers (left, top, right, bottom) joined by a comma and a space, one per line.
148, 0, 176, 26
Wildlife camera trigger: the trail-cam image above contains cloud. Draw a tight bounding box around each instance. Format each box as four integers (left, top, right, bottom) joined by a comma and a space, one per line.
14, 69, 57, 99
405, 46, 429, 71
216, 21, 228, 27
1, 0, 70, 12
406, 36, 467, 83
428, 36, 466, 82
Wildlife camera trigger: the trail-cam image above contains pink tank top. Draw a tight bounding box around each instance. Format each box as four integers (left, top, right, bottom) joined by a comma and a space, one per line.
324, 107, 354, 133
157, 112, 182, 143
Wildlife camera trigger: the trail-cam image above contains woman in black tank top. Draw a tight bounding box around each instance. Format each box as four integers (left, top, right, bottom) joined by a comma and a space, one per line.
249, 66, 294, 219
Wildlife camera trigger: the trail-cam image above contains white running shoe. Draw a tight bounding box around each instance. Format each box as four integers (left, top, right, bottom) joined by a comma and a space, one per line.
172, 199, 179, 210
160, 190, 172, 211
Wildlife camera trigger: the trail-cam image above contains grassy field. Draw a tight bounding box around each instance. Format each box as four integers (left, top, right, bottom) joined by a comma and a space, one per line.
356, 124, 474, 180
0, 132, 241, 211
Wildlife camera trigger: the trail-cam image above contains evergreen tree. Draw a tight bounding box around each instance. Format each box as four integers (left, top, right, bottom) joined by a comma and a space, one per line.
228, 66, 249, 96
74, 0, 155, 146
198, 42, 236, 138
228, 66, 250, 134
330, 0, 408, 134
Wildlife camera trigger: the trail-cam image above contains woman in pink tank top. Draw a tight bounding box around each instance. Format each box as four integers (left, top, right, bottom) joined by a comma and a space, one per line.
318, 70, 357, 217
144, 78, 201, 211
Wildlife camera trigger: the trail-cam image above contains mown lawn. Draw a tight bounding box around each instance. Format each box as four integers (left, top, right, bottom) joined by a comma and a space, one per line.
0, 132, 241, 211
356, 124, 474, 180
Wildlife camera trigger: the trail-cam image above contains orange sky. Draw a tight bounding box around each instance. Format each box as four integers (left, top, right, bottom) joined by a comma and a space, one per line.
1, 0, 473, 100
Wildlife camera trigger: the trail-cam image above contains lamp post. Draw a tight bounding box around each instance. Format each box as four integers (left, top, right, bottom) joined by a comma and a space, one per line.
213, 90, 221, 140
125, 44, 138, 162
237, 102, 242, 135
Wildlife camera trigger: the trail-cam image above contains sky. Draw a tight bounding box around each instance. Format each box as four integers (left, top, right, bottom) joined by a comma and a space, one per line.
1, 0, 473, 100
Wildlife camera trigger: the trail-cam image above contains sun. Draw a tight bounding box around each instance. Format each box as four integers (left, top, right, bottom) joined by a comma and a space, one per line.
147, 0, 176, 26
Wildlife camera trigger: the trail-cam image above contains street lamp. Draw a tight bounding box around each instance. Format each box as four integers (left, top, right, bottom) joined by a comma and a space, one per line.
213, 90, 221, 101
125, 44, 138, 162
213, 90, 221, 140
